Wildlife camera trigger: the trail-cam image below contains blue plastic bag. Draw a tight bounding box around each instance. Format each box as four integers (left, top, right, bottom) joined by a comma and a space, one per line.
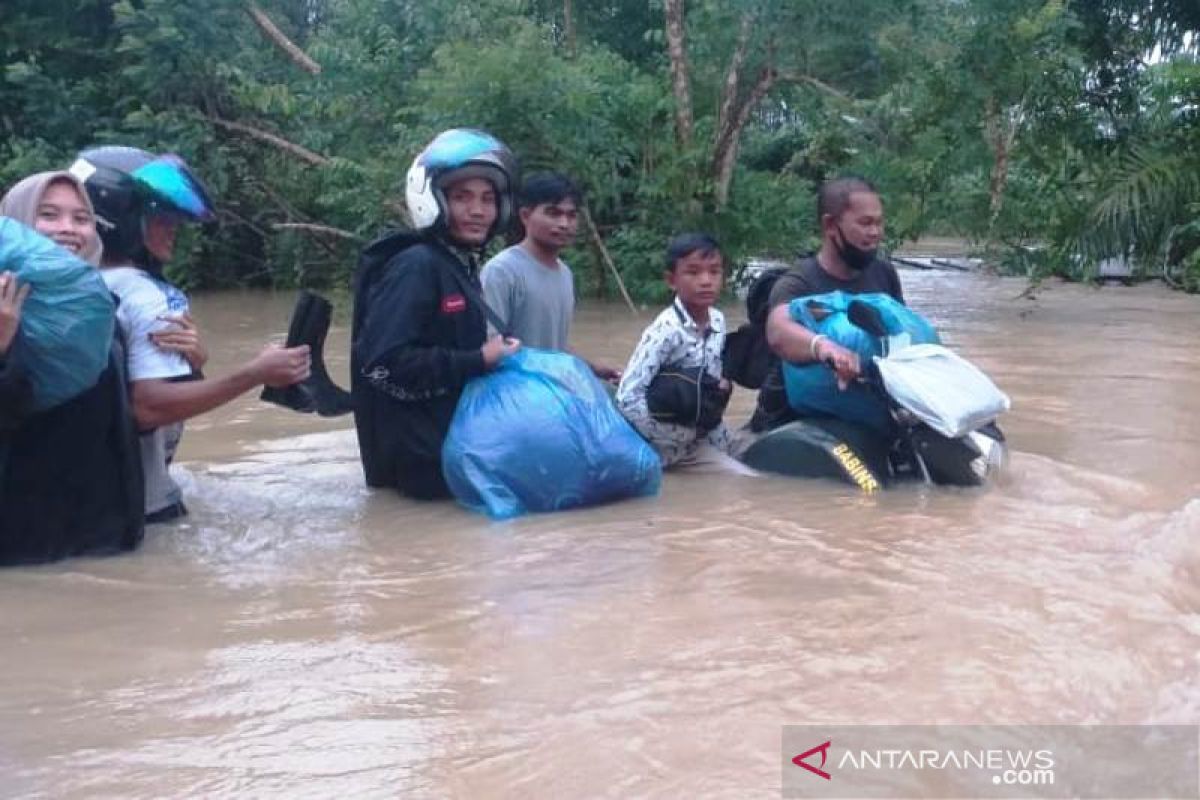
443, 348, 662, 519
782, 291, 939, 434
0, 218, 115, 410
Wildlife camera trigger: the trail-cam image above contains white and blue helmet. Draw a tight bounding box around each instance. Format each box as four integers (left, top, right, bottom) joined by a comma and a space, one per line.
405, 128, 516, 238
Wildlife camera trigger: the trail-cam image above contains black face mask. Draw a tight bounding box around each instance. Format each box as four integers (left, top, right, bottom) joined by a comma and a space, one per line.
834, 225, 877, 272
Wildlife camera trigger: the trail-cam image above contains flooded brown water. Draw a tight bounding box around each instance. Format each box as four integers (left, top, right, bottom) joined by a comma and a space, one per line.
2, 270, 1198, 798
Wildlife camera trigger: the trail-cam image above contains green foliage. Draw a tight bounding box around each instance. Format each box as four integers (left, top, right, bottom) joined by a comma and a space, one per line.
1176, 210, 1200, 292
1, 0, 1197, 296
1039, 58, 1200, 286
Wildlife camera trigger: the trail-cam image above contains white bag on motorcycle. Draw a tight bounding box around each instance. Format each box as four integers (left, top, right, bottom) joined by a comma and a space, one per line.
873, 344, 1010, 439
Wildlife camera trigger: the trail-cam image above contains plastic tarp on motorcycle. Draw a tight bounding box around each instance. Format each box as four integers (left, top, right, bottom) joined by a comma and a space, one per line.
783, 291, 939, 434
443, 348, 662, 519
0, 218, 114, 410
873, 344, 1011, 438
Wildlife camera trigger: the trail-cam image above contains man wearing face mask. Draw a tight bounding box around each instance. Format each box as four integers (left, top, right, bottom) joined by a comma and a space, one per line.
749, 176, 904, 432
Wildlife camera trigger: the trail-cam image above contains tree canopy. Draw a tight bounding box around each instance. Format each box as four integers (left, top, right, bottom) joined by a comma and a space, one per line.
2, 0, 1197, 296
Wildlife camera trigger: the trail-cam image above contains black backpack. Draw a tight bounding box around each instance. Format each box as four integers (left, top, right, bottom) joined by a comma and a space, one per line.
721, 265, 789, 389
646, 364, 732, 433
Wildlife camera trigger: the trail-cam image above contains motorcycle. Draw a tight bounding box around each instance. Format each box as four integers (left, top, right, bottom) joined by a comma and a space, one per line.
739, 299, 1008, 491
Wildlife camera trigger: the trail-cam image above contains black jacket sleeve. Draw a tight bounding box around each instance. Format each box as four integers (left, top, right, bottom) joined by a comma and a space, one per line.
0, 352, 33, 432
357, 254, 487, 401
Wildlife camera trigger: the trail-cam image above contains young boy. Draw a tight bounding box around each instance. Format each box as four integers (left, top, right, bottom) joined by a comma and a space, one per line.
481, 172, 619, 380
616, 233, 755, 475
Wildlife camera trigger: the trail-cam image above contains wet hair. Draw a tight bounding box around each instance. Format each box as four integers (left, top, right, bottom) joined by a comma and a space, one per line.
665, 232, 722, 273
519, 172, 582, 210
816, 176, 878, 228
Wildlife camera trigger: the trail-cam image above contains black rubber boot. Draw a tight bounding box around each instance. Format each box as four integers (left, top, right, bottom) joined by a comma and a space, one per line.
261, 290, 354, 417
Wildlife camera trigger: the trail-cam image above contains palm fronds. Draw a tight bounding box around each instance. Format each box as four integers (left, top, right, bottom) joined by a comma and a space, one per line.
1077, 142, 1200, 264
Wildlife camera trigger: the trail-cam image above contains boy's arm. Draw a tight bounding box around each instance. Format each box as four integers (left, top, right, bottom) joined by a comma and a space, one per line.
358, 259, 487, 401
615, 321, 693, 465
614, 324, 663, 429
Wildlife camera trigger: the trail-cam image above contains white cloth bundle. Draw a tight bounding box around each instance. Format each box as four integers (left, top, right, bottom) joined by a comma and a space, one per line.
873, 344, 1010, 438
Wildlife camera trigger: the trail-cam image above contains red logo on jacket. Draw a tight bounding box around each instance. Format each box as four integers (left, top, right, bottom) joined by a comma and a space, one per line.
441, 294, 467, 314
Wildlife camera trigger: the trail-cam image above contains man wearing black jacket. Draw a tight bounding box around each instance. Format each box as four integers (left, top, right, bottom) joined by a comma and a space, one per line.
351, 129, 521, 499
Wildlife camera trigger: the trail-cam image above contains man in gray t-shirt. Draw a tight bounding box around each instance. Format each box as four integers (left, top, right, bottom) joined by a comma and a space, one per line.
481, 173, 620, 380
482, 243, 575, 351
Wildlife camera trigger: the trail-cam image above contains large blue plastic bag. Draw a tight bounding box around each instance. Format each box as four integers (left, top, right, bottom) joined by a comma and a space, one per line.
443, 348, 662, 519
782, 291, 939, 434
0, 218, 114, 410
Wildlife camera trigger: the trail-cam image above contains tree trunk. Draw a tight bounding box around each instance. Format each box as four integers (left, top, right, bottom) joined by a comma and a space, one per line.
988, 142, 1009, 232
714, 13, 754, 157
984, 95, 1023, 238
712, 65, 777, 209
563, 0, 577, 58
663, 0, 693, 148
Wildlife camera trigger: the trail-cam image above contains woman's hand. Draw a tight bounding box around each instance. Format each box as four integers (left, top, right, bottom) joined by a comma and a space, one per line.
150, 313, 209, 371
0, 272, 31, 358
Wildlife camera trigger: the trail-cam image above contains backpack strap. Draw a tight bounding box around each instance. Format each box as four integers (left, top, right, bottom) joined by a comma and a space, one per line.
446, 263, 511, 338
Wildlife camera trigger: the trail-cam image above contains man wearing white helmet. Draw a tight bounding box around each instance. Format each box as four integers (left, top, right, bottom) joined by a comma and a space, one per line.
351, 129, 521, 500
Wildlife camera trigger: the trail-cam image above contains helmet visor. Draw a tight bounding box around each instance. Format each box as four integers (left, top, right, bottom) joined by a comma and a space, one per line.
132, 155, 215, 221
418, 129, 505, 170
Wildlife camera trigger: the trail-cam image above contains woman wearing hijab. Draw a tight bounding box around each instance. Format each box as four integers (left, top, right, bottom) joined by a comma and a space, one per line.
1, 172, 208, 370
0, 171, 145, 565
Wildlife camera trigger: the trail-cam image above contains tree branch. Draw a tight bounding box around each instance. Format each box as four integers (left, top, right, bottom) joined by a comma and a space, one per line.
245, 3, 322, 75
777, 71, 854, 105
712, 63, 779, 208
736, 67, 779, 137
714, 12, 755, 154
1003, 95, 1028, 153
256, 179, 309, 221
210, 117, 330, 166
272, 222, 361, 240
582, 206, 637, 314
219, 207, 270, 240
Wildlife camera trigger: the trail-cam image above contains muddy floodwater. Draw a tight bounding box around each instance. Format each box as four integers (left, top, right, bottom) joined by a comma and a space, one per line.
1, 269, 1197, 798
